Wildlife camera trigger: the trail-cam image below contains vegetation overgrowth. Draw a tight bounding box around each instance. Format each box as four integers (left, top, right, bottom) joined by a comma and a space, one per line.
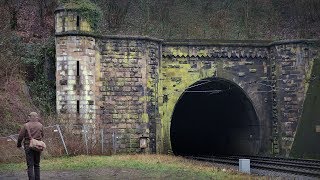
59, 0, 102, 29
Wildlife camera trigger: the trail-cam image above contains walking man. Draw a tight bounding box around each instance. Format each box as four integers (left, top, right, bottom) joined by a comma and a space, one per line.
17, 112, 44, 180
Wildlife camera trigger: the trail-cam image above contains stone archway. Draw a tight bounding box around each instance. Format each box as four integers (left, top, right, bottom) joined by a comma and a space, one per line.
170, 77, 261, 156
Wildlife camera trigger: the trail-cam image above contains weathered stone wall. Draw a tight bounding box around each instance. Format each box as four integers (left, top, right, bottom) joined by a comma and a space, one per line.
146, 41, 161, 153
97, 37, 161, 153
55, 10, 91, 33
159, 42, 272, 154
55, 9, 98, 136
271, 41, 319, 156
55, 8, 320, 156
56, 35, 97, 131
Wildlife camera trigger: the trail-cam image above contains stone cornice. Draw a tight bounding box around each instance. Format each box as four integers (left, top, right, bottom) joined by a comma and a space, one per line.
163, 39, 320, 47
162, 45, 269, 59
163, 39, 272, 47
55, 32, 319, 59
55, 32, 163, 42
56, 31, 319, 47
162, 39, 320, 58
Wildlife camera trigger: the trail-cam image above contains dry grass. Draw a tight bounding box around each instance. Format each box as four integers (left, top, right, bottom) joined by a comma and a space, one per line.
0, 155, 266, 179
111, 154, 257, 179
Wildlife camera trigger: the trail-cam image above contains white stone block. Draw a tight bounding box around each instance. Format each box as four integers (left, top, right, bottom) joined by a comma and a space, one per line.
69, 101, 77, 105
80, 96, 91, 101
66, 95, 76, 101
59, 71, 66, 76
56, 96, 62, 101
68, 79, 76, 84
80, 100, 88, 104
83, 85, 91, 90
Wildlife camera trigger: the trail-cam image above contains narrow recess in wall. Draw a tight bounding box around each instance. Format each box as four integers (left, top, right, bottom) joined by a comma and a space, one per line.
77, 61, 80, 76
76, 16, 80, 28
77, 100, 80, 114
62, 16, 66, 32
76, 61, 81, 95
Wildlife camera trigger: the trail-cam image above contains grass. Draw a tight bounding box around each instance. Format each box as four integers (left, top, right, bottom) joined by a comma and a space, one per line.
0, 154, 263, 179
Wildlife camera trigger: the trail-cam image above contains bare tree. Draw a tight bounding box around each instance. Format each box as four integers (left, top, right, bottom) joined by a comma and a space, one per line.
37, 0, 58, 27
106, 0, 130, 29
3, 0, 24, 30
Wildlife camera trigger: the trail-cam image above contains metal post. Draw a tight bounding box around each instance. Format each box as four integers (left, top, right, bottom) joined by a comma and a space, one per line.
129, 133, 132, 153
112, 131, 116, 154
56, 125, 69, 155
83, 125, 89, 155
101, 128, 104, 154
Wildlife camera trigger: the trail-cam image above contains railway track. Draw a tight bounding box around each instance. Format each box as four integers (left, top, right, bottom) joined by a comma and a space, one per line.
186, 155, 320, 177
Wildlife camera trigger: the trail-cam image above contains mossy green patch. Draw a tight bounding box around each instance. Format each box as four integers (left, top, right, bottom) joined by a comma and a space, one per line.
304, 59, 314, 94
168, 47, 189, 57
60, 0, 102, 29
198, 49, 208, 57
158, 57, 216, 153
124, 52, 137, 59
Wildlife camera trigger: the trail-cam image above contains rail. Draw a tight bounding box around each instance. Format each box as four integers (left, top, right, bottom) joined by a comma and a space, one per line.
186, 155, 320, 177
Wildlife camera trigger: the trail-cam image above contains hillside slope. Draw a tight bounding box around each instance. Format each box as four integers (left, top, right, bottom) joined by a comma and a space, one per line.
95, 0, 320, 40
0, 0, 57, 136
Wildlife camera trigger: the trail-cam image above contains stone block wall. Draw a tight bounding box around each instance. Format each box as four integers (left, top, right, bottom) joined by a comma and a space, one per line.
55, 10, 92, 33
55, 8, 320, 156
56, 35, 97, 130
271, 41, 319, 156
56, 9, 98, 135
97, 37, 161, 153
146, 41, 161, 153
159, 43, 272, 154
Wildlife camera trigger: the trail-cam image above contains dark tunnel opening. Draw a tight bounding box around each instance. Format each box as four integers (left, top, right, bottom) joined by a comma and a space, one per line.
170, 77, 261, 156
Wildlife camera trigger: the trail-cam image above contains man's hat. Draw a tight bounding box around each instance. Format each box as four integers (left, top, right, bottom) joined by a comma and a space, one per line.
29, 112, 38, 117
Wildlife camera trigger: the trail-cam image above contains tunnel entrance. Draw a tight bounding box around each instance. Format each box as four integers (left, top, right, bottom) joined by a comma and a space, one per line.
170, 77, 260, 156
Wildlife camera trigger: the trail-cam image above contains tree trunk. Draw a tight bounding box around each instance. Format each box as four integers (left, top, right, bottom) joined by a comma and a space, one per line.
10, 9, 17, 30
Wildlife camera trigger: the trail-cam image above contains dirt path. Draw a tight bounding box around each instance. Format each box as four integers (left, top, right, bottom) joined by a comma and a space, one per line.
0, 167, 192, 180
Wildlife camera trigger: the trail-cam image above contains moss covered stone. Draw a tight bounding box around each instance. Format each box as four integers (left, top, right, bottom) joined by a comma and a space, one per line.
60, 0, 102, 30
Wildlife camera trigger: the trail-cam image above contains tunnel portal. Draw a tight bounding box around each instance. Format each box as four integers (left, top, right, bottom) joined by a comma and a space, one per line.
170, 77, 261, 156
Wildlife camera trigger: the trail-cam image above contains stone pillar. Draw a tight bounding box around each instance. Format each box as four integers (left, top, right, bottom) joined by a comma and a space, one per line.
55, 7, 98, 133
98, 38, 161, 154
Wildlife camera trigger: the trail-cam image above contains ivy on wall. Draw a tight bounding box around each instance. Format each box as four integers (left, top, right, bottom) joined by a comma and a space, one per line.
59, 0, 103, 29
22, 38, 56, 115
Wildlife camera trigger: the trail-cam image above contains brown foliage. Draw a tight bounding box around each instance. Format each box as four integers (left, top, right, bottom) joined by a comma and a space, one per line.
0, 0, 59, 136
